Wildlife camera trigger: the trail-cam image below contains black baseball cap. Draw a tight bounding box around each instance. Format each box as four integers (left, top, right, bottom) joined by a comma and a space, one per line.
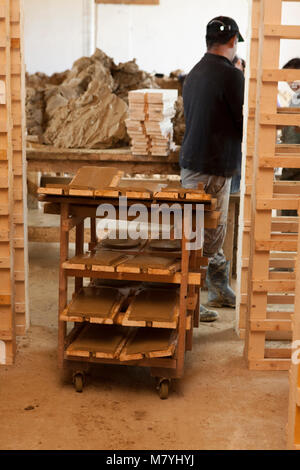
206, 16, 244, 43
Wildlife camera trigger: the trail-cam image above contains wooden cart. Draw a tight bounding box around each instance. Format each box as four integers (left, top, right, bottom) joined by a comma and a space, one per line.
38, 183, 218, 398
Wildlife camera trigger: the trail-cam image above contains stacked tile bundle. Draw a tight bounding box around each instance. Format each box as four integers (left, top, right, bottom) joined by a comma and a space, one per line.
126, 89, 178, 156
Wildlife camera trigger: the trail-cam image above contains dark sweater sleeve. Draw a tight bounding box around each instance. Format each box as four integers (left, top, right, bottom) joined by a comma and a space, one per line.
224, 69, 245, 139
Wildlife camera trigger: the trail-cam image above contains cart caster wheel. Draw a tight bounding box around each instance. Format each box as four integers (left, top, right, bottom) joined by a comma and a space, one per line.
73, 373, 84, 393
158, 379, 170, 400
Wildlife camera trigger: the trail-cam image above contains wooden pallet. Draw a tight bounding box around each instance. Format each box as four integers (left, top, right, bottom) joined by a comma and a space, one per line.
10, 0, 28, 336
0, 0, 15, 365
243, 0, 300, 370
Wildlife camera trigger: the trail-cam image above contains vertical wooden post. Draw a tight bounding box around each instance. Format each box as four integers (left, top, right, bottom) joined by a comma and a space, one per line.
10, 0, 28, 336
176, 206, 190, 377
223, 197, 236, 283
58, 203, 69, 369
89, 217, 97, 252
75, 219, 84, 293
236, 0, 261, 338
0, 0, 15, 365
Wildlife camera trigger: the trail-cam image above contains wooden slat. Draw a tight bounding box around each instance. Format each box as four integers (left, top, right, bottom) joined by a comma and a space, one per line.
252, 280, 295, 292
0, 294, 11, 305
262, 69, 300, 82
274, 181, 300, 195
0, 329, 13, 340
248, 359, 290, 371
267, 294, 294, 304
264, 24, 300, 40
260, 155, 300, 168
250, 319, 292, 331
261, 112, 300, 128
264, 348, 291, 359
65, 268, 202, 286
269, 258, 295, 268
257, 198, 300, 210
256, 240, 298, 251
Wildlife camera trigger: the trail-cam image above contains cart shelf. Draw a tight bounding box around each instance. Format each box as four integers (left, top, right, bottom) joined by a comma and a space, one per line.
63, 267, 201, 285
60, 286, 192, 330
65, 324, 177, 362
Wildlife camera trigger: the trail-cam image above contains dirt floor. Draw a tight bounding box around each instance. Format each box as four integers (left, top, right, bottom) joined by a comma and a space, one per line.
0, 242, 289, 450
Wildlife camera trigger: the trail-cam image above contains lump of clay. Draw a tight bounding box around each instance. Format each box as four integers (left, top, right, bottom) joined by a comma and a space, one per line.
112, 59, 158, 101
43, 82, 128, 149
26, 48, 183, 148
173, 96, 185, 145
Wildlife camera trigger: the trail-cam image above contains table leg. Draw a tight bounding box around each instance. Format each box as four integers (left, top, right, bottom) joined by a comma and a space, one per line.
58, 203, 69, 369
75, 219, 84, 293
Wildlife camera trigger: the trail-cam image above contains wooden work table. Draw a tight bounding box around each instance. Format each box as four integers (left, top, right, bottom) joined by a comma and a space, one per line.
26, 142, 300, 173
26, 143, 180, 175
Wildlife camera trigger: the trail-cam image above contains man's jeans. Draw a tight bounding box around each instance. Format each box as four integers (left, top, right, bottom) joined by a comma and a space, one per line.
180, 169, 232, 264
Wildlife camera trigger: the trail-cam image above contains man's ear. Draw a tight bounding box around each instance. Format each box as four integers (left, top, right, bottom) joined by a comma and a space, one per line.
228, 34, 238, 48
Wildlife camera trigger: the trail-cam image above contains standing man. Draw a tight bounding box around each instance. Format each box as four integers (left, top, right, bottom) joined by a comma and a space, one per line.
180, 16, 245, 322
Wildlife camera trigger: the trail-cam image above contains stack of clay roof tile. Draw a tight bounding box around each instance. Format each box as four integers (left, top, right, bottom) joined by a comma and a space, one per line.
126, 89, 178, 156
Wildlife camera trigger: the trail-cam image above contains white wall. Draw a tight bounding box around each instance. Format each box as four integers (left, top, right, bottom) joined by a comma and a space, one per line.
23, 0, 300, 77
24, 0, 95, 75
280, 2, 300, 68
96, 0, 249, 75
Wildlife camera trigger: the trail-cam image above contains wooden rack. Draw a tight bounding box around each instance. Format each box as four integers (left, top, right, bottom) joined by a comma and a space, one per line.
0, 0, 15, 365
10, 0, 28, 337
0, 0, 27, 365
241, 0, 300, 370
38, 181, 218, 398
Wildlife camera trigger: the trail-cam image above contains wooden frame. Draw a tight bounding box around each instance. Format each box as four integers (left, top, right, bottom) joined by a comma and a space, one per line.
241, 0, 300, 370
10, 0, 28, 336
288, 203, 300, 450
0, 0, 15, 365
0, 0, 27, 365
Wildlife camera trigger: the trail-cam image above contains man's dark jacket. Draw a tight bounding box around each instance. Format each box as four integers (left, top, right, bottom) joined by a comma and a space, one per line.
180, 52, 245, 177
